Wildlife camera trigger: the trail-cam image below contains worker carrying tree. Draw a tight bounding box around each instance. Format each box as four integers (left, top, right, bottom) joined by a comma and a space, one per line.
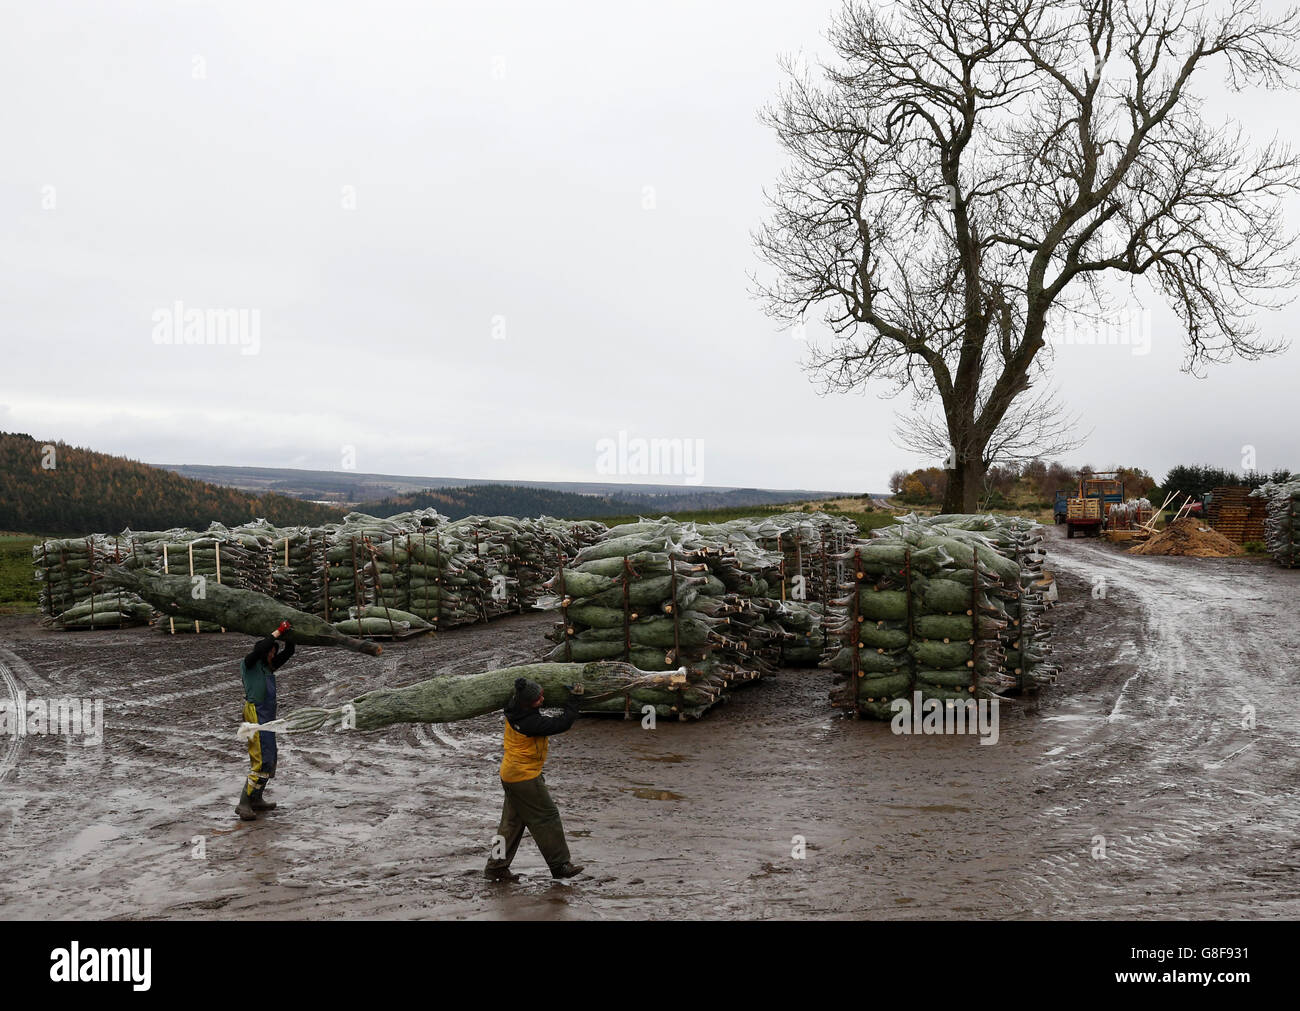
236, 620, 295, 821
484, 677, 585, 881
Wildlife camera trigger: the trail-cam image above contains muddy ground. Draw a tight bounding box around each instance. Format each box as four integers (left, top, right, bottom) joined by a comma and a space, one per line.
1, 528, 1297, 920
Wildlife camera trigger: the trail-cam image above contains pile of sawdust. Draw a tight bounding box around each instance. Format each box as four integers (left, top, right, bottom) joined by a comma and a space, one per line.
1128, 518, 1244, 557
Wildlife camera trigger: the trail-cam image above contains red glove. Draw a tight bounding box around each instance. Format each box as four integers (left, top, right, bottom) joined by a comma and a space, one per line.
273, 620, 292, 637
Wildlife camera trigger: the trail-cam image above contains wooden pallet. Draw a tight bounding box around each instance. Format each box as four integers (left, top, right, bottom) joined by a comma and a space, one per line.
1208, 486, 1268, 544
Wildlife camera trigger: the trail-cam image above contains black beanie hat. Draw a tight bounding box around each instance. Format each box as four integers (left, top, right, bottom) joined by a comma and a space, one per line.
514, 677, 542, 704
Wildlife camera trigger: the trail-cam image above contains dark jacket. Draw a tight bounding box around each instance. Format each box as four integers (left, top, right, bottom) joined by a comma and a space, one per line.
499, 695, 578, 783
241, 635, 295, 707
504, 695, 578, 737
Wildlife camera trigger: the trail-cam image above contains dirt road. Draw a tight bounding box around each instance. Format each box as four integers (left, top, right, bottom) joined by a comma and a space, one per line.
1, 529, 1296, 919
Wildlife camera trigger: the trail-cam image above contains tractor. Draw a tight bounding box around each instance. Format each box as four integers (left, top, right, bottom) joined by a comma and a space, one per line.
1062, 473, 1125, 539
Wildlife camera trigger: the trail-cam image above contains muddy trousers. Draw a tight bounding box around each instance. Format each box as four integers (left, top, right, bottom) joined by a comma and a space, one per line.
242, 699, 277, 799
484, 774, 571, 874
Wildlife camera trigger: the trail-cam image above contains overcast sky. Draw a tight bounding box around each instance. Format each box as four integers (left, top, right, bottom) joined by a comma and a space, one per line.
2, 0, 1298, 493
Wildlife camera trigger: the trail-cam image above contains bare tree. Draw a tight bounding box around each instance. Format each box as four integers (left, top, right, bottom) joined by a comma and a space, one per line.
754, 0, 1300, 511
894, 385, 1088, 466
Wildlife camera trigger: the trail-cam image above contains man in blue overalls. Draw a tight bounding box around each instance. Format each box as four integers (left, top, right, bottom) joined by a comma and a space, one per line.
236, 620, 295, 821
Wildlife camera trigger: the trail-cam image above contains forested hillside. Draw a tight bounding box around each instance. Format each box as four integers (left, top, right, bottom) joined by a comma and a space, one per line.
354, 485, 644, 520
0, 432, 343, 534
354, 483, 843, 520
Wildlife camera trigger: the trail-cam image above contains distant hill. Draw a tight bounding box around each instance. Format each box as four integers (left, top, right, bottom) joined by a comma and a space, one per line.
0, 432, 344, 534
354, 483, 847, 520
354, 486, 644, 520
160, 463, 852, 513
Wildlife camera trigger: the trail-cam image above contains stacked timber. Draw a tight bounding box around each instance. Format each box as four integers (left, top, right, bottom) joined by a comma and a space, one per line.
1207, 486, 1268, 544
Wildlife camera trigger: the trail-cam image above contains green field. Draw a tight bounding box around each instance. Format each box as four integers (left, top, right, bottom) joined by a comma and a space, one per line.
0, 535, 41, 614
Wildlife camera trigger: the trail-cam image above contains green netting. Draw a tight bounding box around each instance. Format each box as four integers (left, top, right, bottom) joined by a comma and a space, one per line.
542, 513, 857, 715
34, 510, 609, 639
825, 513, 1057, 718
1251, 481, 1300, 567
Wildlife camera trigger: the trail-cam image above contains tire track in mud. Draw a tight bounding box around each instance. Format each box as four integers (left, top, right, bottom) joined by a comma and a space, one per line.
0, 627, 396, 917
1023, 533, 1300, 917
3, 558, 1298, 919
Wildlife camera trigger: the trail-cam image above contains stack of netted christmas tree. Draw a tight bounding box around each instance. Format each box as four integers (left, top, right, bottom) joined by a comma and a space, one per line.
692, 513, 857, 666
32, 534, 135, 624
544, 519, 733, 670
539, 513, 860, 716
34, 511, 610, 639
122, 524, 281, 632
824, 514, 1057, 718
1251, 481, 1300, 567
33, 526, 275, 630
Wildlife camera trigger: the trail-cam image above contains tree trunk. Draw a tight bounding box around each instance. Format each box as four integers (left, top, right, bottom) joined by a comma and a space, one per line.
941, 454, 986, 513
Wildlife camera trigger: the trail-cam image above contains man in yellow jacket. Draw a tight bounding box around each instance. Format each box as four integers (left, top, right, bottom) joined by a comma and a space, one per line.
484, 677, 584, 882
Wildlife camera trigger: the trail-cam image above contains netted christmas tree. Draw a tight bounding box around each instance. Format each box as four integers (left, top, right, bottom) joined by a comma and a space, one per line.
824, 514, 1056, 719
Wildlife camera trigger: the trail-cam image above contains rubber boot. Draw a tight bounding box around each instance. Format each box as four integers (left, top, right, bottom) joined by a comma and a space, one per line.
249, 786, 277, 812
235, 790, 258, 821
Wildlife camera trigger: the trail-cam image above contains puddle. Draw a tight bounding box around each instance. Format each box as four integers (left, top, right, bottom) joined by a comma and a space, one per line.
61, 822, 125, 861
623, 788, 685, 801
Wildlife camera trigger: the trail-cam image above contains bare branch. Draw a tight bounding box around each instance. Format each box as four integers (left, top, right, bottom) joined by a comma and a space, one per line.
754, 0, 1300, 508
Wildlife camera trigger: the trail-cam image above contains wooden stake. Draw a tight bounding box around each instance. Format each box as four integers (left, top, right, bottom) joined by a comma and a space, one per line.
215, 540, 225, 632
163, 544, 175, 635
189, 541, 199, 633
